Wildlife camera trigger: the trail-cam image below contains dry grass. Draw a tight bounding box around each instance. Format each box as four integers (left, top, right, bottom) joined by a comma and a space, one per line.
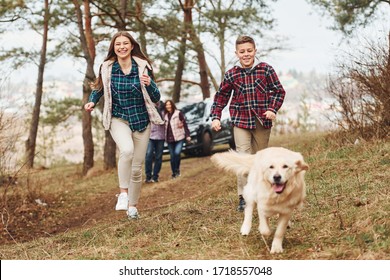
0, 131, 389, 260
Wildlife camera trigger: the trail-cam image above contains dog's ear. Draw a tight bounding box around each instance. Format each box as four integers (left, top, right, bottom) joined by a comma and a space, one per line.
295, 160, 309, 172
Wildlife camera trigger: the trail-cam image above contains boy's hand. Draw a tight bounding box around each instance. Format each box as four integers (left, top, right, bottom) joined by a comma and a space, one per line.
212, 119, 221, 131
263, 111, 276, 120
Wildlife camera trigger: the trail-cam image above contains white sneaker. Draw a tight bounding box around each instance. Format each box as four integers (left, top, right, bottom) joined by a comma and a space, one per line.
127, 206, 139, 219
115, 193, 128, 211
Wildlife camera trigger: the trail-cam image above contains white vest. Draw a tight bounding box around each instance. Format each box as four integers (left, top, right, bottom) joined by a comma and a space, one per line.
165, 110, 185, 141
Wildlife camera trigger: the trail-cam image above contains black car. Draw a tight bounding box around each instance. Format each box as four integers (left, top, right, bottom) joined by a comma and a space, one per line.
178, 98, 235, 156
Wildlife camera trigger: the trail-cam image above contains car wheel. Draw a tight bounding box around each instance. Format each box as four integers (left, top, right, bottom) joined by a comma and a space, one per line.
201, 132, 212, 156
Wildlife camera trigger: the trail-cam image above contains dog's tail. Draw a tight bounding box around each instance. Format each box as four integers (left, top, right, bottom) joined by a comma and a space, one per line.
210, 150, 254, 176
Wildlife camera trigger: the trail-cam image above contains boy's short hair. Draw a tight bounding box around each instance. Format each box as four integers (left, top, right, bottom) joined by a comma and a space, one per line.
235, 35, 256, 48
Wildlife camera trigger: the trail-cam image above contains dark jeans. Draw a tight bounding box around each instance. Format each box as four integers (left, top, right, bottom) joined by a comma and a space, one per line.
145, 139, 165, 181
167, 140, 184, 176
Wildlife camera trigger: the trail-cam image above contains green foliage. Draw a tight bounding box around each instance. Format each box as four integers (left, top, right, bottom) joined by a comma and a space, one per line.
0, 0, 66, 67
307, 0, 387, 34
34, 97, 83, 167
0, 47, 35, 66
201, 0, 275, 36
0, 0, 284, 85
0, 0, 26, 21
41, 97, 82, 126
33, 97, 80, 162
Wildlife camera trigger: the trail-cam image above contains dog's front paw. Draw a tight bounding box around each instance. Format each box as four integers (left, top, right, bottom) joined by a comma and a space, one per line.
270, 245, 283, 254
270, 240, 283, 254
240, 223, 251, 235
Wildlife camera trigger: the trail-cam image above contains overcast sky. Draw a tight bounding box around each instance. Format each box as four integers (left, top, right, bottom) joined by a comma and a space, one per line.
268, 0, 389, 74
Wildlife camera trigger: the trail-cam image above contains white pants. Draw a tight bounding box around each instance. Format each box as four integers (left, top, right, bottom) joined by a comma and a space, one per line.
109, 118, 151, 205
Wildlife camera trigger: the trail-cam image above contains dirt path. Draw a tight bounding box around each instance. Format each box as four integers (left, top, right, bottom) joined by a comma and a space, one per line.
0, 156, 220, 244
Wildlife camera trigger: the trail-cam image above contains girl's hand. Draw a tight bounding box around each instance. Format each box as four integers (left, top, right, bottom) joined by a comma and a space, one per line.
140, 74, 151, 86
84, 102, 95, 112
186, 136, 192, 143
178, 121, 184, 128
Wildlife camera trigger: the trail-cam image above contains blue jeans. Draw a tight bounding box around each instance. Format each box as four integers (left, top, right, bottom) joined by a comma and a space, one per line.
167, 140, 184, 176
145, 139, 165, 181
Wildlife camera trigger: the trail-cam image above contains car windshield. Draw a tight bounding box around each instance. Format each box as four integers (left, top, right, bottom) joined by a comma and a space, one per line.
181, 102, 205, 121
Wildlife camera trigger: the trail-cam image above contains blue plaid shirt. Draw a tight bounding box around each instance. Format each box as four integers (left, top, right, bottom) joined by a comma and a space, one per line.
89, 59, 160, 132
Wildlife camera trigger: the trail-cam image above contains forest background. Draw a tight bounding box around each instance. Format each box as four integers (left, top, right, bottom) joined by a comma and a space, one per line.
0, 0, 388, 174
0, 2, 389, 275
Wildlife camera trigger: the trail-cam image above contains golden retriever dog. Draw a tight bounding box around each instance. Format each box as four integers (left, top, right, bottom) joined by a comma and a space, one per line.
211, 147, 308, 253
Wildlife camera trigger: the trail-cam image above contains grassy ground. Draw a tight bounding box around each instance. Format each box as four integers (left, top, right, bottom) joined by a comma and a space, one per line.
0, 131, 389, 259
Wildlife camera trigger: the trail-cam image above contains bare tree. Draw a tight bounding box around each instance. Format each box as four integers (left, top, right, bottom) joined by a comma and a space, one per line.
307, 0, 390, 138
327, 37, 389, 138
25, 0, 50, 168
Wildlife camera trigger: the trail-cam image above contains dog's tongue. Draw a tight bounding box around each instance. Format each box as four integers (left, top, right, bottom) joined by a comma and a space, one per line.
272, 183, 285, 194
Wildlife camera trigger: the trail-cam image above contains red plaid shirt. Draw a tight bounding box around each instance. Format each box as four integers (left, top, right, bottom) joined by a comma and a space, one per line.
210, 62, 285, 129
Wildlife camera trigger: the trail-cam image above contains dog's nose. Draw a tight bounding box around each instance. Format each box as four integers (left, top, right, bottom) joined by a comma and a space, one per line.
273, 175, 282, 183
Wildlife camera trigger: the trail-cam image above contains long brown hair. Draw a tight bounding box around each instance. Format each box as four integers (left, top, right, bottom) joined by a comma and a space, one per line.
164, 100, 177, 115
91, 31, 154, 91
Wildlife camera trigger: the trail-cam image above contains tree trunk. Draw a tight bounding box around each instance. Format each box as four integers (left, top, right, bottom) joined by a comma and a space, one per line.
388, 31, 390, 72
219, 28, 226, 78
183, 0, 210, 100
82, 79, 94, 174
102, 113, 116, 170
172, 32, 187, 102
104, 131, 116, 170
25, 0, 49, 168
84, 0, 95, 61
73, 0, 95, 175
194, 39, 210, 100
118, 0, 127, 30
385, 30, 390, 126
172, 0, 193, 102
136, 0, 149, 56
206, 63, 218, 92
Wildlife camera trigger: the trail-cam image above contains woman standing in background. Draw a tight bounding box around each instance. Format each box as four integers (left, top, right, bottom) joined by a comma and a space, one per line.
164, 100, 191, 179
